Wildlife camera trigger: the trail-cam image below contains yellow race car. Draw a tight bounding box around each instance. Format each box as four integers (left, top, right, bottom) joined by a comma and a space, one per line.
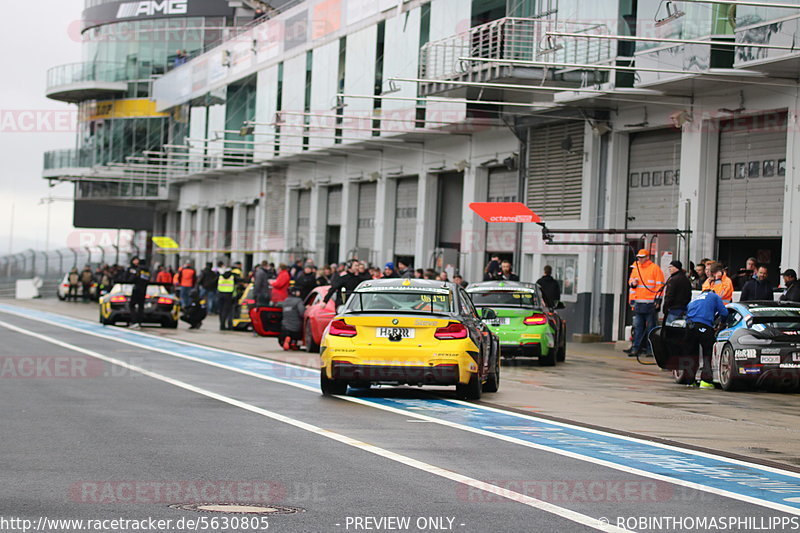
319, 279, 500, 400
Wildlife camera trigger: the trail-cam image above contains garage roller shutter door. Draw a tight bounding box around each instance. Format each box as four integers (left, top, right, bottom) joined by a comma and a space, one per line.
327, 186, 343, 226
296, 189, 311, 249
487, 169, 517, 252
394, 177, 418, 256
528, 122, 584, 220
357, 182, 377, 249
716, 114, 786, 238
626, 129, 681, 230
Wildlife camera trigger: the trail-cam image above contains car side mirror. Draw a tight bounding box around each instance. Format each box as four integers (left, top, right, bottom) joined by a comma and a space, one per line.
481, 308, 497, 320
555, 301, 566, 310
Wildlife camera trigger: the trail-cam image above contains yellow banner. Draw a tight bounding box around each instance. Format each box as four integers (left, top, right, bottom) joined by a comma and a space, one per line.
81, 99, 169, 122
152, 236, 179, 249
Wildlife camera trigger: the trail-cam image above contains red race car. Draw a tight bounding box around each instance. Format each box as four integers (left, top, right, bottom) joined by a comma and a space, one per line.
302, 286, 337, 353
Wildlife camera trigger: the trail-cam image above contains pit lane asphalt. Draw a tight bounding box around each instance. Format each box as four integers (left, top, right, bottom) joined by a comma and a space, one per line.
1, 309, 798, 532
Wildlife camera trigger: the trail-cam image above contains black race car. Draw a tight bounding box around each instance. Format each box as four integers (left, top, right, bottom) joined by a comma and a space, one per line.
651, 301, 800, 391
99, 284, 180, 328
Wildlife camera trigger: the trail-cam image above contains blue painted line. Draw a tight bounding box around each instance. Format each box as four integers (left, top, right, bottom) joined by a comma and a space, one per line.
3, 303, 800, 513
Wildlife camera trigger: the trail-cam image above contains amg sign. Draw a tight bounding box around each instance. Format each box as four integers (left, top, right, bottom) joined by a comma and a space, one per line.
116, 0, 188, 18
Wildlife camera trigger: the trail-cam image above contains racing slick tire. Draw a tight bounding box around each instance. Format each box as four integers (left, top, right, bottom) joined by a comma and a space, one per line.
556, 343, 566, 363
456, 374, 482, 400
99, 311, 113, 326
719, 344, 744, 391
483, 357, 500, 393
320, 369, 348, 396
538, 347, 556, 367
305, 322, 320, 353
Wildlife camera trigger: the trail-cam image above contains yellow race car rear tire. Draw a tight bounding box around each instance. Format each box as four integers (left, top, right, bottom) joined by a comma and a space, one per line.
456, 374, 482, 401
321, 370, 348, 396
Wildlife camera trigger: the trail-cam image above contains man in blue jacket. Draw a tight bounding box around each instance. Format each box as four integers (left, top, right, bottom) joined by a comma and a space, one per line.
685, 289, 729, 389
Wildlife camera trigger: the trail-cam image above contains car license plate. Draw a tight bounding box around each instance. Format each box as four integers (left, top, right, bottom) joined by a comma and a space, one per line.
376, 327, 415, 339
485, 318, 510, 326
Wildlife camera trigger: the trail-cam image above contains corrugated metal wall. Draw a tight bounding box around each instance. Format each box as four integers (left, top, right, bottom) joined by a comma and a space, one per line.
528, 122, 584, 220
716, 114, 787, 238
626, 129, 682, 230
394, 177, 418, 256
327, 186, 343, 226
486, 168, 517, 252
356, 182, 377, 249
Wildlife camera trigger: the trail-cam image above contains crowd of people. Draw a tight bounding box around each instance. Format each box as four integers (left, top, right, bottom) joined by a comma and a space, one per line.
63, 254, 566, 350
626, 250, 800, 376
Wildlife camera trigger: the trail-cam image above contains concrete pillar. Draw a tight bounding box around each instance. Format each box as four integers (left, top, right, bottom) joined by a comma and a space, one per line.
374, 177, 397, 266
604, 131, 631, 340
309, 185, 327, 265
341, 179, 359, 261
194, 209, 205, 267
416, 172, 438, 270
461, 165, 487, 283
179, 210, 191, 263
284, 188, 299, 261
782, 106, 800, 272
230, 203, 245, 264
678, 119, 719, 263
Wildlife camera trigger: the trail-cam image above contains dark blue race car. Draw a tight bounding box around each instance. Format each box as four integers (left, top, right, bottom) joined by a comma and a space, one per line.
651, 301, 800, 391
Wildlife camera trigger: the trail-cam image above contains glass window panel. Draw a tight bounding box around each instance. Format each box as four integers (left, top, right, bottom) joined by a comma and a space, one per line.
641, 172, 650, 187
734, 163, 746, 179
630, 173, 639, 188
748, 161, 760, 178
720, 163, 732, 180
778, 159, 786, 176
763, 160, 775, 177
652, 171, 663, 186
664, 170, 674, 185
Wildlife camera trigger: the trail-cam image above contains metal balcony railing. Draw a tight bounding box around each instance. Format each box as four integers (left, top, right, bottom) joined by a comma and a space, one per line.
46, 62, 127, 92
419, 17, 614, 81
43, 149, 93, 171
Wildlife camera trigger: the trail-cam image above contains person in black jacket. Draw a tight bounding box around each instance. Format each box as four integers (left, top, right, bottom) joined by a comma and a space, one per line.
125, 257, 150, 328
536, 265, 561, 308
180, 288, 207, 329
740, 266, 774, 302
497, 260, 520, 282
662, 260, 692, 323
294, 264, 318, 300
780, 269, 800, 303
323, 262, 363, 307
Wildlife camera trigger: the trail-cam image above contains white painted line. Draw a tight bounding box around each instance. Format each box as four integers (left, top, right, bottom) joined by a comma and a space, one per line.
0, 320, 630, 533
3, 307, 800, 515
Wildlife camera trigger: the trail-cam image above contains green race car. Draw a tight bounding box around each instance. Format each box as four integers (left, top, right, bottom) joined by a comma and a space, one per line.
467, 281, 566, 366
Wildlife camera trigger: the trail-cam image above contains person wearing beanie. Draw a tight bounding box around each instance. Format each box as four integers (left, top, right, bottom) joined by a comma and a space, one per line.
663, 260, 692, 324
382, 262, 398, 279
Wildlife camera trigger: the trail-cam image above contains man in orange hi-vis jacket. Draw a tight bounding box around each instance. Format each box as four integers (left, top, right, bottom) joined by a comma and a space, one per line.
625, 249, 665, 357
702, 262, 734, 304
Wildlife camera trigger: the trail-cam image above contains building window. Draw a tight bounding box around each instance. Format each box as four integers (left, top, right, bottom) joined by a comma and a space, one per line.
652, 171, 663, 186
719, 163, 732, 180
734, 163, 746, 179
778, 159, 786, 176
641, 172, 650, 187
748, 161, 760, 178
542, 254, 579, 301
629, 173, 639, 188
664, 170, 674, 185
763, 160, 775, 177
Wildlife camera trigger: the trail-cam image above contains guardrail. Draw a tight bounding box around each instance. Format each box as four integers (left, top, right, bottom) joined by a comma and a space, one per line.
46, 62, 128, 92
420, 17, 613, 81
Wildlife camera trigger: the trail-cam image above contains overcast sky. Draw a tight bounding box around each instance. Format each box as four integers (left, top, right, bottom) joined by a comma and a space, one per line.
0, 1, 83, 256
